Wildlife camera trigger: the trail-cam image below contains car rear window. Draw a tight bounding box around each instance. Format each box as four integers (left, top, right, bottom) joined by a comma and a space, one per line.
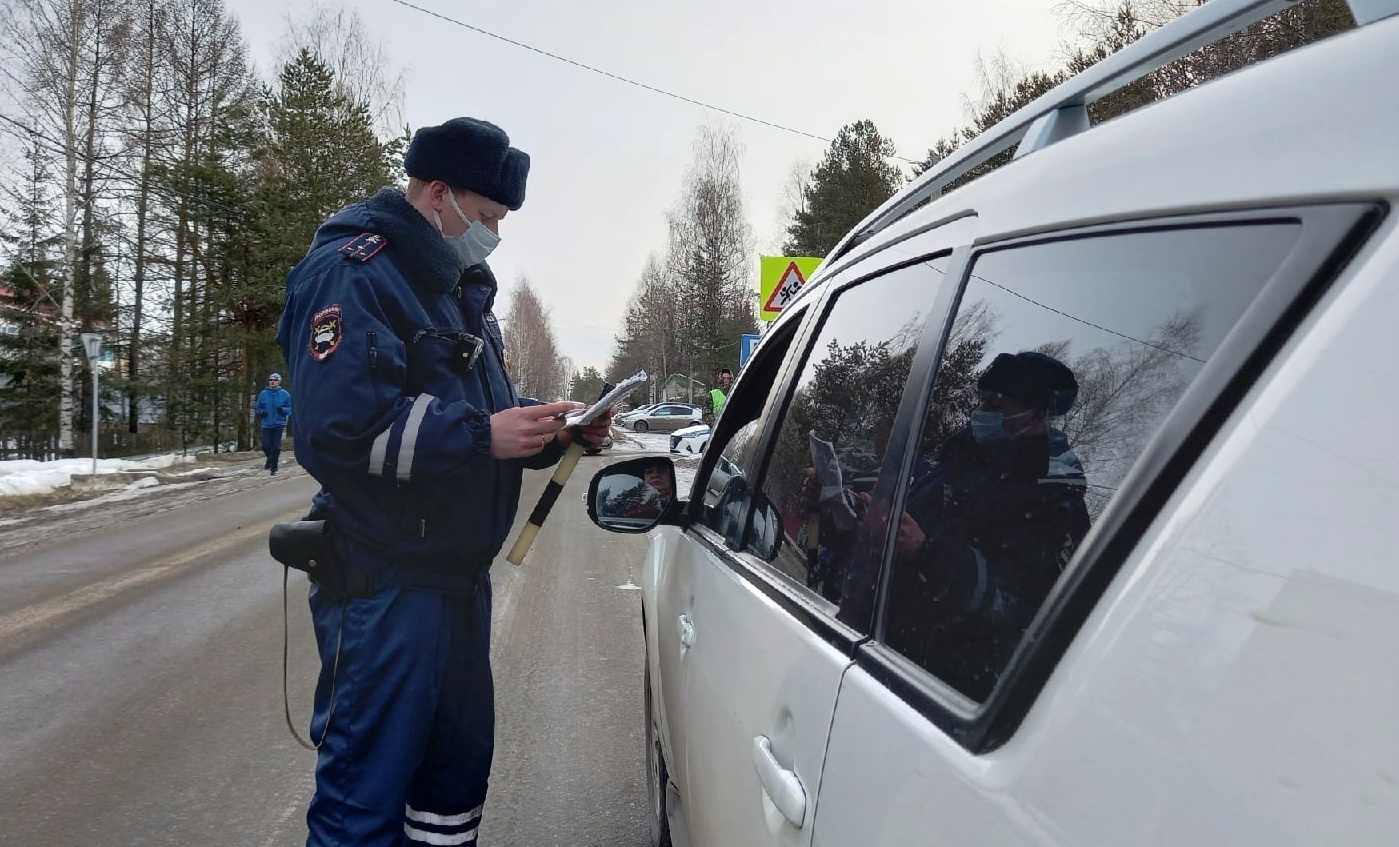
880, 221, 1302, 701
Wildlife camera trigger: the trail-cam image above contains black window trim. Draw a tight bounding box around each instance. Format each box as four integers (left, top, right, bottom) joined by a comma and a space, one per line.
850, 201, 1387, 753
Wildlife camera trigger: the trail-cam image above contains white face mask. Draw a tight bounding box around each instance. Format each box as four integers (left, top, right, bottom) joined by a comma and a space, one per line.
433, 190, 501, 269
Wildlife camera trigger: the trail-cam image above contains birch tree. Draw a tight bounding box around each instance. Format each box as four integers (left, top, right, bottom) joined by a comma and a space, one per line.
502, 277, 566, 401
115, 0, 173, 432
1, 0, 129, 451
276, 0, 408, 138
609, 253, 682, 396
155, 0, 255, 449
667, 124, 757, 394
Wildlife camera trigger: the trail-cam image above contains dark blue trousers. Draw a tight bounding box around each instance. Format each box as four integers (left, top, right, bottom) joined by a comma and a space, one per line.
262, 425, 285, 472
305, 573, 494, 847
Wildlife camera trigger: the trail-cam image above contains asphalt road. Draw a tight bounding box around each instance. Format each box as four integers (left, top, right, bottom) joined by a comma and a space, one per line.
0, 451, 653, 846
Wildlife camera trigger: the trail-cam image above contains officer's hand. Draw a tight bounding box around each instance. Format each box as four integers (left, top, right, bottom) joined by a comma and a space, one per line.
489, 402, 582, 459
558, 405, 615, 449
894, 511, 926, 558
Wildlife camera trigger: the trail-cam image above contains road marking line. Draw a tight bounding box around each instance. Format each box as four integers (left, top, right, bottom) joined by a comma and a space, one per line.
0, 521, 273, 643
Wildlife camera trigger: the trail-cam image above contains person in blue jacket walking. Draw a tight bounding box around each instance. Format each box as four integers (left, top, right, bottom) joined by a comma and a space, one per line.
277, 116, 612, 847
254, 372, 292, 475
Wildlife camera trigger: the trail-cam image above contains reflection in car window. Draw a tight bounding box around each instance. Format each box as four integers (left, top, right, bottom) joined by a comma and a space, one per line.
749, 256, 950, 618
884, 222, 1302, 702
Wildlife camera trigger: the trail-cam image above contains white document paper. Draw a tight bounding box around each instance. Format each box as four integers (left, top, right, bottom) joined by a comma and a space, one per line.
567, 370, 649, 426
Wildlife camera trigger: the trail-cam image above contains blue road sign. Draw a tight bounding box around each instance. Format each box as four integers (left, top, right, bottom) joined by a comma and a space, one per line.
740, 333, 761, 367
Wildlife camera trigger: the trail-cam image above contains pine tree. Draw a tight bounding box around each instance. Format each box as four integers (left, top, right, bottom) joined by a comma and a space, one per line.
256, 48, 396, 261
666, 126, 758, 393
569, 366, 607, 404
783, 120, 904, 257
242, 48, 395, 444
0, 134, 64, 458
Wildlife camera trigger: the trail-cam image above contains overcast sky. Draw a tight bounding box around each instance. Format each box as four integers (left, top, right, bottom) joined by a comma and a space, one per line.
222, 0, 1078, 373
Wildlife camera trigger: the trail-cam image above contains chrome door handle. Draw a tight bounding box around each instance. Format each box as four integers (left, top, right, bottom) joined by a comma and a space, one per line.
677, 614, 696, 648
752, 735, 806, 828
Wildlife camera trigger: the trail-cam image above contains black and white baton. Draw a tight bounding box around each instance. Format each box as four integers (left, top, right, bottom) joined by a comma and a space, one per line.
505, 371, 648, 566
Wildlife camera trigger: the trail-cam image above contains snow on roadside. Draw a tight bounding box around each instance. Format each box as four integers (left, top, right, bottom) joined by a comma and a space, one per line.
610, 430, 671, 453
674, 461, 700, 499
45, 478, 206, 511
0, 454, 201, 497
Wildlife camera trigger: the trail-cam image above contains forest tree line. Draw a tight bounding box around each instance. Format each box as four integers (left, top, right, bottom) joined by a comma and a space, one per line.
0, 0, 1353, 459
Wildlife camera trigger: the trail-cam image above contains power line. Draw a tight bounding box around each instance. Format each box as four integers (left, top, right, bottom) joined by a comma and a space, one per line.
385, 0, 838, 146
972, 273, 1206, 364
0, 111, 248, 220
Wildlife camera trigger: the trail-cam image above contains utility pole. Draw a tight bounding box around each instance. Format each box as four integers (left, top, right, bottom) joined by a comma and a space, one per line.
80, 333, 102, 474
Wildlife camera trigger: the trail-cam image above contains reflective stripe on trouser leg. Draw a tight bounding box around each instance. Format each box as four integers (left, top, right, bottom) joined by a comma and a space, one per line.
305, 573, 492, 847
404, 803, 482, 845
405, 575, 495, 844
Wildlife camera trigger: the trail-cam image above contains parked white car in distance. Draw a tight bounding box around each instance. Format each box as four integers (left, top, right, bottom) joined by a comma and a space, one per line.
669, 424, 709, 455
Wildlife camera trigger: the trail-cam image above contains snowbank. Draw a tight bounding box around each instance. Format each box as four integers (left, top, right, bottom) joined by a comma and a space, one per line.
0, 454, 200, 497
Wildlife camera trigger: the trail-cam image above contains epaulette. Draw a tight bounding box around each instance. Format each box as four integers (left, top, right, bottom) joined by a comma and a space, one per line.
339, 232, 387, 263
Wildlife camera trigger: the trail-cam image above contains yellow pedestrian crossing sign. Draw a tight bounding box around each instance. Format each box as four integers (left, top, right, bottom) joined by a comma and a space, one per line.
759, 256, 822, 321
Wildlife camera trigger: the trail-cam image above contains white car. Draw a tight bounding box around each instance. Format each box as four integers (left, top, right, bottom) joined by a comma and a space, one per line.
669, 424, 709, 455
589, 4, 1399, 846
616, 402, 662, 423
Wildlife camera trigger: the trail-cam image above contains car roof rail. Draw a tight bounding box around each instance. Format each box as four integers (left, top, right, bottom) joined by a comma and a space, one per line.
823, 0, 1396, 267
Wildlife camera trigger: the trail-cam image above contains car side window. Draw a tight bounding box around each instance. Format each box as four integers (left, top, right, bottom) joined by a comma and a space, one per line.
700, 420, 762, 547
695, 316, 803, 548
748, 256, 951, 615
882, 222, 1302, 702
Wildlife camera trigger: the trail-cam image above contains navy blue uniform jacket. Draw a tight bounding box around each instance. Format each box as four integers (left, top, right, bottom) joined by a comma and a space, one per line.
277, 187, 562, 571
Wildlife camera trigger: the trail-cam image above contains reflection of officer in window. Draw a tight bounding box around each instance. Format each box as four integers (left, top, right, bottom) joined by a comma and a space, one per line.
886, 351, 1090, 701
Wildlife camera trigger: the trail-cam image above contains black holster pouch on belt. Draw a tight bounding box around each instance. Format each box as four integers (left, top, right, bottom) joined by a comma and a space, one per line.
268, 520, 374, 599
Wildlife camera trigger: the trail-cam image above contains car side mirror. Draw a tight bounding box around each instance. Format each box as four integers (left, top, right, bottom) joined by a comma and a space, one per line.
587, 457, 684, 533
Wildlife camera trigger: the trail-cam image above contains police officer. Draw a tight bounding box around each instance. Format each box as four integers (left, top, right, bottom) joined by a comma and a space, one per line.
884, 351, 1090, 699
276, 117, 611, 847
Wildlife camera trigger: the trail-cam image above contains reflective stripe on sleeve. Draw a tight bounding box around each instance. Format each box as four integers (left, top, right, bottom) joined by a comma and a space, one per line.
368, 427, 391, 477
396, 394, 436, 482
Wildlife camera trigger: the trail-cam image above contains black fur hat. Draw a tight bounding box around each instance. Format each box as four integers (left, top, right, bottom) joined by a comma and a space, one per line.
404, 117, 530, 211
978, 351, 1078, 416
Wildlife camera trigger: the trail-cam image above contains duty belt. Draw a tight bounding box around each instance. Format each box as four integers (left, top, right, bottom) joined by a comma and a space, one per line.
269, 519, 489, 597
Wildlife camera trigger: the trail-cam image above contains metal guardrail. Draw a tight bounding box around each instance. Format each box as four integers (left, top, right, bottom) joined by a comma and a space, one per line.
823, 0, 1398, 268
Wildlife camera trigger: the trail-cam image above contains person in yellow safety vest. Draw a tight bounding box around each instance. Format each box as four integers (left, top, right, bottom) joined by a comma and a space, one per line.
710, 368, 733, 420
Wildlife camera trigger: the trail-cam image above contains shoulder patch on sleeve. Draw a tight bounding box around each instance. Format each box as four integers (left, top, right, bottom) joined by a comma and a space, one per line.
310, 305, 343, 361
339, 232, 387, 263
